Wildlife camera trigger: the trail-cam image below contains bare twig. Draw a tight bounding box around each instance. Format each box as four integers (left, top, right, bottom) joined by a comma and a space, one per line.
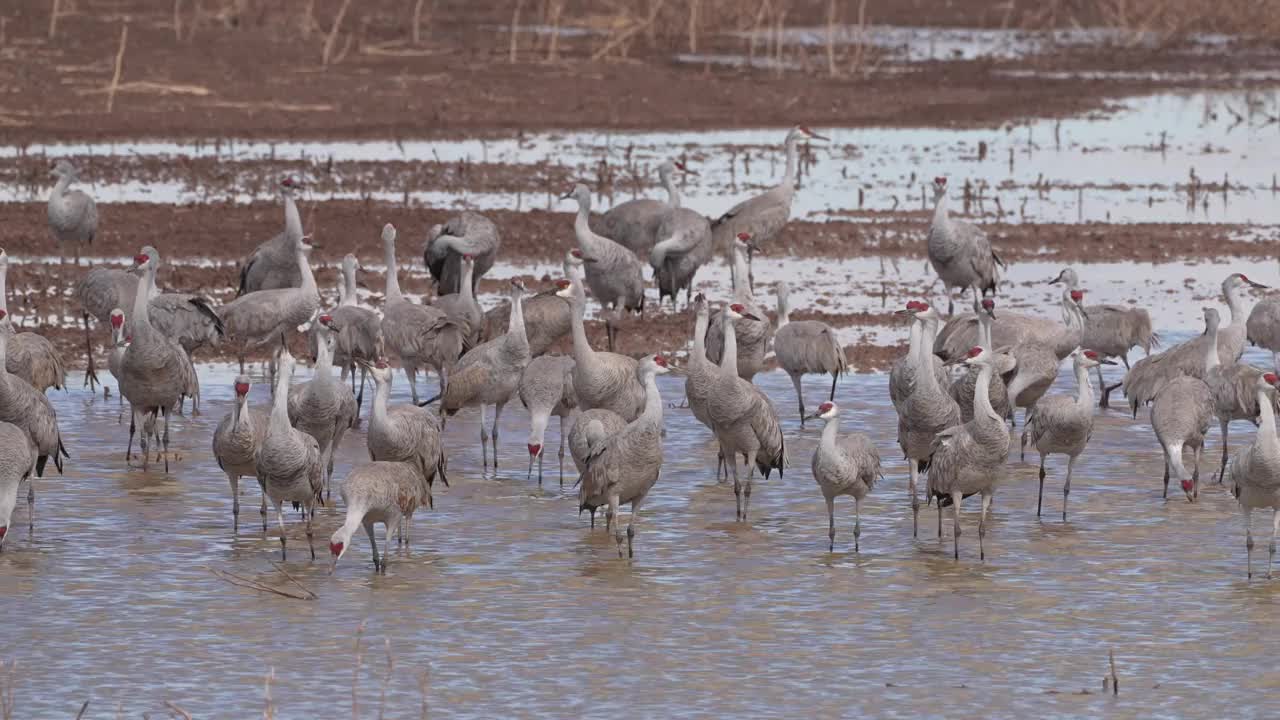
269, 561, 318, 599
509, 0, 525, 63
825, 0, 838, 77
264, 666, 275, 720
164, 701, 193, 720
106, 24, 129, 114
173, 0, 183, 41
48, 0, 59, 39
75, 701, 90, 720
1, 660, 16, 720
687, 0, 700, 53
1109, 649, 1119, 695
377, 638, 394, 720
322, 0, 353, 66
353, 621, 367, 720
418, 667, 431, 720
412, 0, 426, 44
208, 567, 315, 600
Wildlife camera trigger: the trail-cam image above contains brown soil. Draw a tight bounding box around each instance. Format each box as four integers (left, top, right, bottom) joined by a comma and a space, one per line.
4, 1, 1277, 143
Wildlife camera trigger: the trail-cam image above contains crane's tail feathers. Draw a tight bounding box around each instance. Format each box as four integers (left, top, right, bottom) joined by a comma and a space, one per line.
418, 393, 442, 407
58, 437, 70, 460
992, 250, 1007, 269
189, 296, 226, 338
236, 262, 252, 298
36, 454, 48, 478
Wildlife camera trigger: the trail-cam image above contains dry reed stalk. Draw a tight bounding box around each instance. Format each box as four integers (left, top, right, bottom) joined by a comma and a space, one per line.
825, 0, 837, 76
322, 0, 353, 66
509, 0, 524, 63
848, 0, 867, 75
164, 701, 193, 720
74, 701, 89, 720
413, 0, 426, 44
418, 667, 431, 720
0, 660, 14, 720
687, 0, 699, 52
352, 621, 367, 720
106, 24, 128, 114
377, 638, 394, 720
48, 0, 59, 39
592, 1, 667, 61
747, 0, 772, 62
263, 666, 275, 720
545, 0, 564, 61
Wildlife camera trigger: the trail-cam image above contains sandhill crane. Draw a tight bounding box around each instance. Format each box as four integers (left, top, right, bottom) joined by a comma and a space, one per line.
482, 251, 579, 355
380, 223, 464, 404
425, 211, 500, 297
148, 292, 223, 414
1004, 290, 1088, 426
591, 159, 691, 256
0, 250, 65, 392
650, 203, 714, 308
935, 285, 1081, 363
564, 183, 646, 351
773, 281, 846, 424
0, 318, 67, 529
1126, 273, 1267, 415
707, 303, 787, 521
237, 176, 305, 296
518, 354, 576, 486
106, 310, 127, 418
48, 159, 97, 265
329, 461, 430, 573
257, 348, 323, 560
889, 300, 949, 415
119, 248, 198, 472
432, 253, 484, 348
1051, 268, 1158, 407
927, 346, 1010, 560
710, 125, 828, 285
1225, 372, 1280, 579
324, 253, 382, 417
805, 401, 881, 552
1021, 349, 1111, 521
212, 375, 269, 530
683, 293, 730, 477
579, 355, 676, 558
1151, 372, 1213, 503
705, 233, 773, 381
363, 358, 447, 509
949, 297, 1012, 423
220, 233, 320, 377
569, 407, 627, 505
0, 422, 33, 550
927, 176, 1003, 315
1198, 307, 1273, 484
288, 316, 358, 499
565, 278, 645, 421
431, 280, 531, 473
76, 259, 142, 392
895, 301, 961, 536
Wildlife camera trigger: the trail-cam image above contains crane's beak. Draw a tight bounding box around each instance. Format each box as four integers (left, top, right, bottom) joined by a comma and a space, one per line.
986, 309, 998, 319
1100, 357, 1117, 365
1248, 280, 1271, 290
801, 412, 820, 422
739, 311, 762, 322
666, 364, 687, 377
674, 162, 700, 176
1078, 307, 1090, 320
559, 190, 576, 200
893, 308, 916, 316
806, 130, 831, 141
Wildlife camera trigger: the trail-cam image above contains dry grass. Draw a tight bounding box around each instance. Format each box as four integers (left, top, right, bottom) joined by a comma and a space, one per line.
1025, 0, 1280, 41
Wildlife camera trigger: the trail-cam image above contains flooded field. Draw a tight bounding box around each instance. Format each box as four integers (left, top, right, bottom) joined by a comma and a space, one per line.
3, 360, 1280, 718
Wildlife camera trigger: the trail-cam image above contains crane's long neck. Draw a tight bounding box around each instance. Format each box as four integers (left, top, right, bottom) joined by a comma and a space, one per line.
905, 320, 922, 365
371, 375, 390, 427
730, 248, 753, 303
270, 361, 292, 430
296, 248, 317, 293
460, 263, 476, 305
283, 190, 302, 242
974, 363, 998, 422
1257, 387, 1278, 447
508, 291, 527, 346
661, 168, 681, 208
820, 415, 840, 452
932, 191, 949, 228
720, 313, 739, 373
50, 175, 72, 202
384, 242, 403, 302
334, 502, 367, 552
1072, 362, 1095, 408
776, 291, 791, 328
0, 263, 8, 317
340, 265, 357, 307
639, 370, 664, 426
1204, 324, 1221, 371
915, 317, 942, 393
1225, 284, 1244, 326
132, 264, 154, 330
314, 333, 335, 383
573, 198, 602, 254
977, 313, 993, 349
692, 311, 709, 365
569, 294, 596, 365
783, 136, 800, 190
232, 396, 251, 431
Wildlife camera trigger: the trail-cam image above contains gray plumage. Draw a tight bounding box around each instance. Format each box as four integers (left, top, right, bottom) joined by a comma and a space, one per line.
1201, 307, 1275, 486
569, 408, 627, 479
432, 253, 484, 349
684, 294, 719, 432
566, 184, 646, 351
329, 460, 432, 573
1021, 349, 1107, 520
1246, 293, 1280, 372
47, 160, 97, 263
1052, 267, 1160, 406
896, 302, 961, 536
519, 354, 576, 486
288, 318, 358, 499
364, 359, 447, 508
1125, 273, 1266, 416
257, 348, 324, 560
934, 290, 1083, 364
1003, 292, 1088, 423
590, 160, 684, 257
949, 298, 1012, 423
237, 177, 304, 296
704, 234, 773, 381
75, 260, 142, 391
926, 347, 1010, 560
211, 376, 269, 529
579, 355, 673, 558
807, 402, 881, 552
148, 293, 224, 356
0, 330, 66, 531
926, 176, 1002, 315
565, 279, 645, 422
889, 301, 949, 415
0, 422, 34, 548
1151, 374, 1214, 502
379, 223, 464, 405
105, 310, 127, 404
321, 254, 384, 417
651, 205, 714, 308
437, 281, 532, 473
707, 303, 787, 522
709, 126, 826, 262
1224, 373, 1280, 579
0, 251, 64, 392
219, 235, 320, 373
773, 281, 846, 424
424, 211, 500, 297
118, 247, 198, 471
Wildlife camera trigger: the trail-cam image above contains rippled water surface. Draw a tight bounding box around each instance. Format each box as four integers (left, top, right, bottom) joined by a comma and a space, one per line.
4, 357, 1280, 718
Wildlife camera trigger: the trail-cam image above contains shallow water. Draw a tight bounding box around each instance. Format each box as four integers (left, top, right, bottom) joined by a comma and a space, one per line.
7, 89, 1280, 224
3, 358, 1280, 718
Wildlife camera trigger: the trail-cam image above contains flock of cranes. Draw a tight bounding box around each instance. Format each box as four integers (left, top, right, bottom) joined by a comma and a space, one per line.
9, 128, 1280, 580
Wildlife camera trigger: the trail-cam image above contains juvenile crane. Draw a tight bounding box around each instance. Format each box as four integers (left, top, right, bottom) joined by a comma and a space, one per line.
773, 280, 846, 424
211, 376, 269, 530
48, 159, 97, 264
257, 348, 323, 560
518, 354, 576, 486
329, 461, 432, 573
237, 176, 305, 296
705, 233, 773, 381
1021, 349, 1111, 521
363, 358, 447, 508
1226, 372, 1280, 579
805, 401, 881, 552
425, 211, 500, 296
927, 176, 1003, 315
565, 183, 646, 351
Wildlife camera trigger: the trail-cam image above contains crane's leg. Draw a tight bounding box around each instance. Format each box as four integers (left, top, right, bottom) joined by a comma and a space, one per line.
1244, 506, 1254, 579
626, 493, 646, 559
479, 404, 490, 474
139, 413, 151, 471
1191, 446, 1202, 500
944, 283, 955, 317
1274, 352, 1280, 373
826, 496, 836, 551
1218, 419, 1230, 484
1020, 428, 1028, 463
229, 473, 240, 530
406, 364, 420, 405
978, 491, 992, 561
1162, 459, 1170, 499
853, 496, 862, 553
606, 495, 621, 556
951, 491, 964, 560
558, 415, 567, 487
1063, 455, 1076, 522
908, 457, 920, 537
492, 401, 506, 472
126, 411, 137, 463
537, 449, 544, 486
1270, 508, 1280, 580
355, 365, 367, 423
364, 519, 381, 573
81, 312, 100, 393
742, 453, 757, 523
937, 497, 944, 539
829, 371, 838, 402
161, 407, 171, 473
305, 503, 316, 561
274, 499, 288, 561
730, 453, 743, 522
526, 446, 537, 483
1037, 454, 1046, 517
716, 449, 727, 483
26, 460, 36, 531
790, 372, 806, 427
